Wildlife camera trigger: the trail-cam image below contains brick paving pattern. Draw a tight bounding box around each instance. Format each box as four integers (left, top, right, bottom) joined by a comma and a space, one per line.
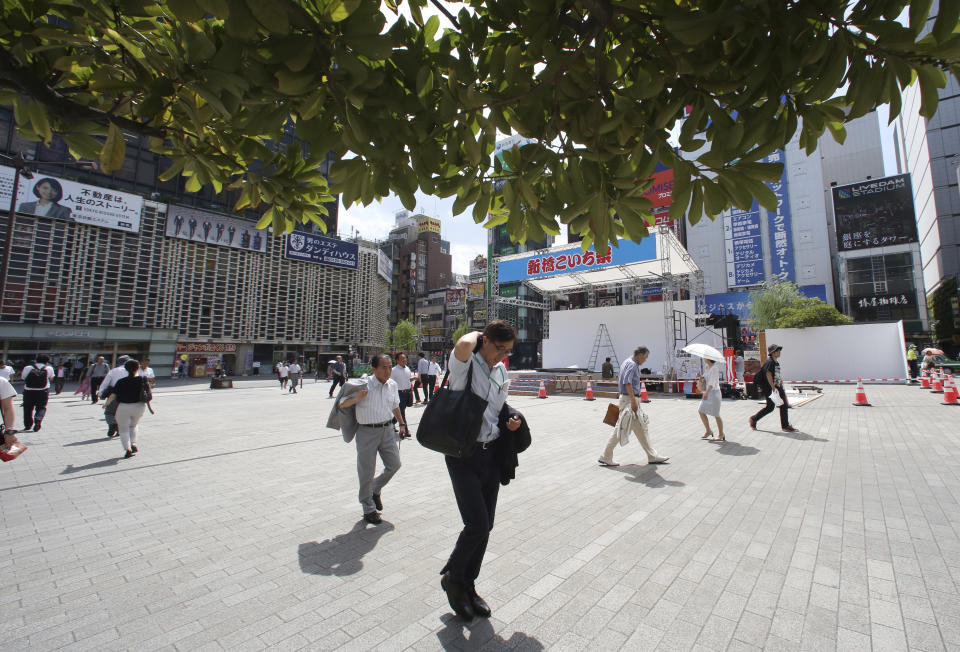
1, 380, 958, 650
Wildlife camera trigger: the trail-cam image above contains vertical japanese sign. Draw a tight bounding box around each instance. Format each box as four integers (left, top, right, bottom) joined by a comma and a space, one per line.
723, 204, 764, 287
764, 149, 795, 282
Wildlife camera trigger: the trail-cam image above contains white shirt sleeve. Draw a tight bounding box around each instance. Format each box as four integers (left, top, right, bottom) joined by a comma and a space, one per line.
0, 377, 16, 400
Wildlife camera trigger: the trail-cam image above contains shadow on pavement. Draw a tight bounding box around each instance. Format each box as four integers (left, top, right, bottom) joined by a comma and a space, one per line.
298, 519, 394, 576
711, 441, 760, 456
612, 464, 685, 488
767, 429, 828, 442
63, 438, 110, 447
61, 458, 121, 474
437, 614, 544, 651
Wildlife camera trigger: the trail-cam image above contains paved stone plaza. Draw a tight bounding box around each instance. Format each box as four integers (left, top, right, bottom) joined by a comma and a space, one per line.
1, 379, 959, 651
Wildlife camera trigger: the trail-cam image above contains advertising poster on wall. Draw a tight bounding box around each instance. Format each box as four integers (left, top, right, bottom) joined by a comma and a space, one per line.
641, 163, 674, 212
832, 173, 918, 251
0, 164, 144, 232
445, 288, 465, 309
165, 204, 266, 252
283, 231, 358, 269
764, 150, 795, 281
723, 204, 765, 287
469, 255, 488, 276
377, 249, 392, 283
417, 216, 441, 234
467, 282, 486, 298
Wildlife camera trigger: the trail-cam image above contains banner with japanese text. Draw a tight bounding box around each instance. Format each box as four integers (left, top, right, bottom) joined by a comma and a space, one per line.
764, 150, 795, 281
496, 236, 657, 283
0, 164, 143, 232
832, 173, 918, 251
283, 231, 358, 269
723, 203, 764, 287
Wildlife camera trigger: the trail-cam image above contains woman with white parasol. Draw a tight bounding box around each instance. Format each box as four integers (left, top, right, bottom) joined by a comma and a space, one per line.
682, 343, 726, 442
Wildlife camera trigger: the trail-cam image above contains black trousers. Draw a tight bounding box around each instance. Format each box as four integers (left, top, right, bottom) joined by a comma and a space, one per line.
422, 374, 435, 402
329, 374, 346, 397
442, 441, 501, 584
412, 379, 421, 402
54, 377, 66, 394
89, 376, 105, 403
23, 390, 49, 429
398, 389, 412, 425
752, 385, 789, 428
908, 360, 919, 379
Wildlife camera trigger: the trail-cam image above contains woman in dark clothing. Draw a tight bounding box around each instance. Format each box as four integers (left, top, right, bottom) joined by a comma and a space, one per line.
109, 359, 152, 458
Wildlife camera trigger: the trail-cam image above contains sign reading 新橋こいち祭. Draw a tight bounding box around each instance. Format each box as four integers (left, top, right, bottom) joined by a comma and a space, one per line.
496, 237, 657, 283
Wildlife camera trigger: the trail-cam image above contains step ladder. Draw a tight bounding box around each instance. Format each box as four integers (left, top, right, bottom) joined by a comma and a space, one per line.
586, 324, 618, 372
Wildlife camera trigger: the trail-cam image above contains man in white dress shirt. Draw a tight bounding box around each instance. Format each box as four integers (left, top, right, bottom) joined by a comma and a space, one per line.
99, 355, 132, 438
416, 352, 432, 403
338, 354, 406, 524
390, 353, 414, 438
20, 355, 55, 432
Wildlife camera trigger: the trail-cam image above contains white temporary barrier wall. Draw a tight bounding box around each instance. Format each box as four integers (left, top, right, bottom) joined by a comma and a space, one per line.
765, 321, 909, 381
542, 301, 723, 372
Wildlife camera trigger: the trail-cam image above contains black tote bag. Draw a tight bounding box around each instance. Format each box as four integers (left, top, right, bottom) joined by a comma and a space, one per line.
416, 359, 487, 458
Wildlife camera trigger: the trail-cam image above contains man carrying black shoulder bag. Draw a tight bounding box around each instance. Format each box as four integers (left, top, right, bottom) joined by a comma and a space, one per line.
426, 320, 531, 622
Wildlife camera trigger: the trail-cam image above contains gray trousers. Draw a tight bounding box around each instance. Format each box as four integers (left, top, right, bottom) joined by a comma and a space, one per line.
356, 425, 401, 514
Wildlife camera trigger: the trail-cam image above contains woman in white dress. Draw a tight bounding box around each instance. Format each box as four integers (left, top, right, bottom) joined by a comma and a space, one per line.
698, 359, 725, 441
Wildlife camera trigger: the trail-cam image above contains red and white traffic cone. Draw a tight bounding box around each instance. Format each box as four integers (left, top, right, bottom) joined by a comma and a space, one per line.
640, 380, 651, 403
537, 380, 547, 399
942, 376, 959, 405
920, 370, 930, 389
853, 379, 871, 406
931, 372, 943, 394
584, 380, 595, 401
434, 376, 440, 393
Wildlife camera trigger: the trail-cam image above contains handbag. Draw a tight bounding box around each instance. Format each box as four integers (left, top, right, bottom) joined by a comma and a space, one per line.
416, 358, 488, 458
603, 403, 619, 427
140, 377, 155, 414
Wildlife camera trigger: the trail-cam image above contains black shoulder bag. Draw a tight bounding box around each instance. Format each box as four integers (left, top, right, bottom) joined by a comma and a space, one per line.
416, 356, 487, 458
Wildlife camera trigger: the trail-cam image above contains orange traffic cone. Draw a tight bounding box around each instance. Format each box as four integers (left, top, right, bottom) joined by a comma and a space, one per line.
943, 377, 959, 405
537, 380, 547, 399
640, 380, 651, 403
434, 376, 440, 392
853, 379, 871, 406
920, 370, 930, 388
931, 373, 943, 393
584, 380, 595, 401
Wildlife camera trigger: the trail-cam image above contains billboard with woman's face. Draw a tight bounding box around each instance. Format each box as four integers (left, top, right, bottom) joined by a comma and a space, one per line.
0, 165, 144, 232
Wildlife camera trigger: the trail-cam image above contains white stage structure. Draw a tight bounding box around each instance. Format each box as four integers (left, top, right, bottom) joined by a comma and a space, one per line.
491, 227, 710, 376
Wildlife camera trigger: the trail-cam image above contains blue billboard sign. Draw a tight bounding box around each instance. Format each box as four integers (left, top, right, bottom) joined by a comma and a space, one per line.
765, 149, 795, 282
705, 285, 828, 340
724, 203, 765, 287
497, 236, 657, 283
283, 231, 358, 269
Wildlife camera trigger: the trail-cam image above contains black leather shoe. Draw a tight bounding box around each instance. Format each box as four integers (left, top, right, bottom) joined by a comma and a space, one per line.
130, 444, 138, 453
363, 511, 382, 525
470, 586, 491, 618
372, 493, 383, 511
441, 573, 476, 620
124, 449, 134, 459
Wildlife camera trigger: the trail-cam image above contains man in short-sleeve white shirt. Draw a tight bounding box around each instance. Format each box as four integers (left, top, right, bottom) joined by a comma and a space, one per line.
338, 354, 406, 524
287, 359, 302, 394
140, 358, 156, 388
0, 376, 17, 431
20, 356, 54, 432
0, 361, 14, 381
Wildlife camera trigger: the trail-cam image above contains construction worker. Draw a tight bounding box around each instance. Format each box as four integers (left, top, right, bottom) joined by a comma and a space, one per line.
906, 344, 919, 382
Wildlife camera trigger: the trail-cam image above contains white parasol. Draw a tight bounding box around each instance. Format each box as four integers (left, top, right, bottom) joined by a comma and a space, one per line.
681, 343, 724, 362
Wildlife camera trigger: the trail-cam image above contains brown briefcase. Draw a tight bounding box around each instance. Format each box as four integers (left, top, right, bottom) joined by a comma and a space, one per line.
602, 403, 620, 427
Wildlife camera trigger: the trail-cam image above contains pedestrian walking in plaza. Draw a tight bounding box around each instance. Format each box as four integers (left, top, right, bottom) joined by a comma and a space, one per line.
428, 355, 441, 396
335, 354, 406, 524
54, 364, 67, 394
601, 357, 615, 380
99, 355, 132, 438
88, 356, 110, 404
20, 356, 54, 432
328, 355, 347, 398
107, 359, 153, 458
287, 359, 302, 394
749, 344, 797, 432
139, 358, 156, 389
734, 350, 745, 386
438, 321, 531, 621
417, 352, 432, 403
0, 360, 14, 381
277, 361, 288, 390
598, 346, 669, 467
76, 374, 90, 400
698, 358, 725, 441
72, 358, 85, 381
391, 353, 414, 438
